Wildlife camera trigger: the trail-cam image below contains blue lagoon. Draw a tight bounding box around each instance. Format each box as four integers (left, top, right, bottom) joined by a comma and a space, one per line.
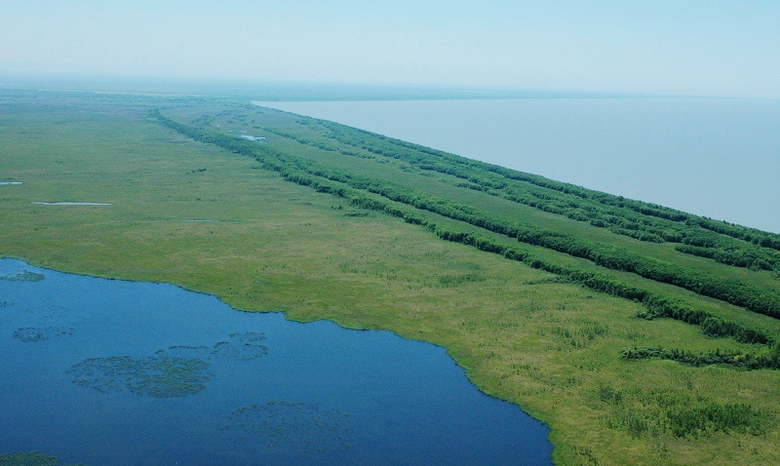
0, 258, 552, 465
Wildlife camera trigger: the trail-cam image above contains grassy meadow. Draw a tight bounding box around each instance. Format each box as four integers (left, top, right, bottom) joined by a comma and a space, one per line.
2, 89, 780, 464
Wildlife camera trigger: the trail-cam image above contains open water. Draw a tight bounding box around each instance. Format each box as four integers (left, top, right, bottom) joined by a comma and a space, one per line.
0, 258, 552, 465
255, 98, 780, 234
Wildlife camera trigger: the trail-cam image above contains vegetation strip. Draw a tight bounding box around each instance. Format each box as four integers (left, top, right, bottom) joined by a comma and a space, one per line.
622, 345, 780, 370
314, 120, 780, 251
151, 109, 776, 349
247, 117, 780, 318
279, 118, 780, 272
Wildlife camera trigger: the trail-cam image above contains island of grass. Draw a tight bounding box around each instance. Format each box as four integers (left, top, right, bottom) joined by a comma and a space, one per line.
2, 88, 780, 465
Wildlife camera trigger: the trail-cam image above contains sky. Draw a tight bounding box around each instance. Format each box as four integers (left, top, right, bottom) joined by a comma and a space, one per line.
2, 0, 780, 98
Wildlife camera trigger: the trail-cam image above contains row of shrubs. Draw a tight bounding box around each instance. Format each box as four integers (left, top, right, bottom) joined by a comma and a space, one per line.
622, 345, 780, 370
344, 121, 780, 249
282, 141, 780, 319
231, 126, 780, 320
150, 109, 776, 349
314, 119, 780, 269
675, 244, 775, 271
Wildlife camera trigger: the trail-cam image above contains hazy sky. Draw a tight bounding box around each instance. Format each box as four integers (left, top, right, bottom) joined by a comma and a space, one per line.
2, 0, 779, 97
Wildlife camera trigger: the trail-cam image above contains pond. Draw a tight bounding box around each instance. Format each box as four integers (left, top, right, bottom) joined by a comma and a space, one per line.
0, 258, 552, 465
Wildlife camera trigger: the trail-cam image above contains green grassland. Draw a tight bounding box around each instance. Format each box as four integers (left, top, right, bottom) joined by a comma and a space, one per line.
2, 89, 780, 464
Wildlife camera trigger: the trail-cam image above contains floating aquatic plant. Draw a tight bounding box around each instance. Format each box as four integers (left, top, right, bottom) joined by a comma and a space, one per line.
0, 270, 45, 282
68, 332, 268, 398
68, 354, 213, 398
211, 332, 268, 360
160, 332, 268, 361
13, 326, 73, 343
223, 401, 354, 453
0, 451, 86, 466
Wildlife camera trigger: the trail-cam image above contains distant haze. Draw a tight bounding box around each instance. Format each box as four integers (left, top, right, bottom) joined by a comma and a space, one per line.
2, 1, 780, 98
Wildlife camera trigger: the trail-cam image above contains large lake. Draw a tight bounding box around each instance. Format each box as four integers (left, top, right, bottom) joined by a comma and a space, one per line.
0, 258, 552, 465
255, 98, 780, 234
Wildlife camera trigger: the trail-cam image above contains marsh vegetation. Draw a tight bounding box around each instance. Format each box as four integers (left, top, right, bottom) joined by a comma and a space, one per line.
0, 451, 85, 466
68, 333, 268, 398
2, 89, 780, 464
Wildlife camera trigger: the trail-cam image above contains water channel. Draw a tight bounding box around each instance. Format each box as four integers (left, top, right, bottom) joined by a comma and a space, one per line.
0, 258, 552, 465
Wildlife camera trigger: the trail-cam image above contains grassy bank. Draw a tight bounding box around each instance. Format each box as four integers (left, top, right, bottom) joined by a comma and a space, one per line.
2, 89, 779, 464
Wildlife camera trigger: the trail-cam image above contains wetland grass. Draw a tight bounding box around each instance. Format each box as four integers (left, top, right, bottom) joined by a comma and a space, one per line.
2, 90, 780, 464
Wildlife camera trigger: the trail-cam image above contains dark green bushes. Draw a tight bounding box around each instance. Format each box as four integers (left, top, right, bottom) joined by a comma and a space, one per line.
314, 118, 780, 270
150, 109, 777, 349
667, 403, 765, 437
676, 244, 776, 271
622, 345, 780, 370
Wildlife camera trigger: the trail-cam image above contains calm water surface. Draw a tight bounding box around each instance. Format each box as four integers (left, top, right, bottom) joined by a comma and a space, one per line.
0, 259, 552, 465
255, 98, 780, 233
